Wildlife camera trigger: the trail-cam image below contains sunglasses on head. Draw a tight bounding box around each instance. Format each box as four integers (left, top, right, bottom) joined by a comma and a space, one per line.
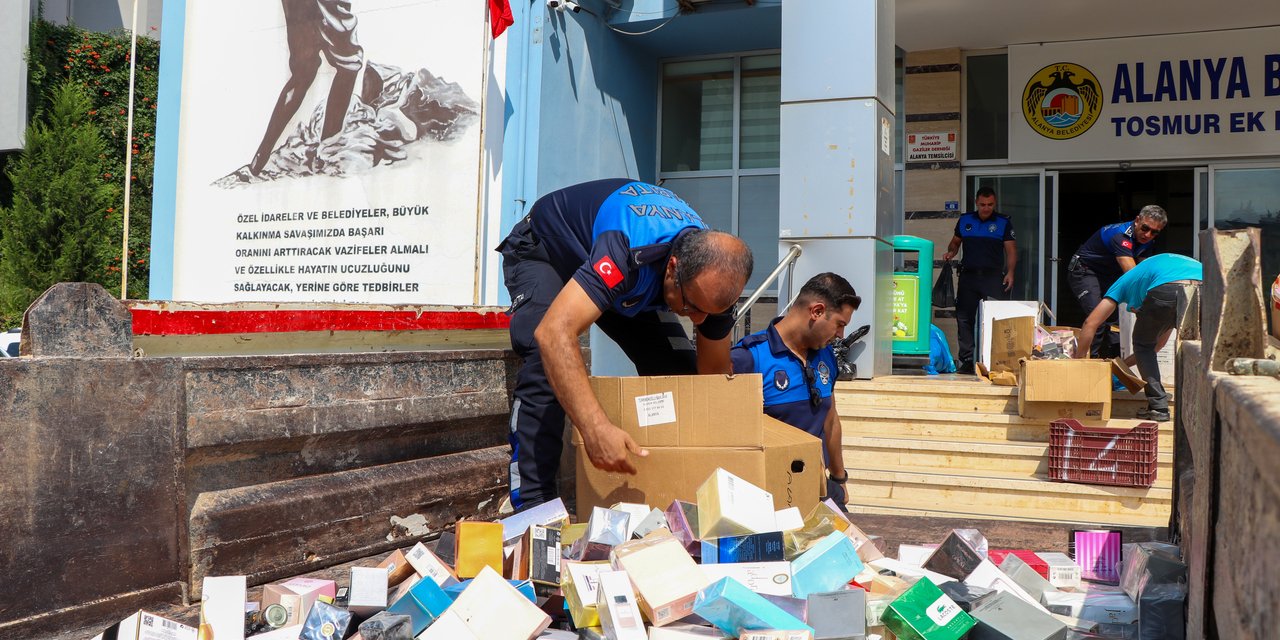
1138, 223, 1162, 235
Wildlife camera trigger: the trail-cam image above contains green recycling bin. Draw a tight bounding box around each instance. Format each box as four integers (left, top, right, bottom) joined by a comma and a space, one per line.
891, 235, 934, 356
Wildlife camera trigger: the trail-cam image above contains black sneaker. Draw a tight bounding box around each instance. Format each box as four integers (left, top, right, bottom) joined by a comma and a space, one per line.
1137, 408, 1171, 422
956, 363, 976, 376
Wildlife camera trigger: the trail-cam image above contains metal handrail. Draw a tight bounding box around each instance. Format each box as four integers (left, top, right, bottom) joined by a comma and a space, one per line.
734, 244, 802, 323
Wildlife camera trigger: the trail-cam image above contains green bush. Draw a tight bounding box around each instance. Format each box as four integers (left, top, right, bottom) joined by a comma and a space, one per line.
0, 81, 119, 321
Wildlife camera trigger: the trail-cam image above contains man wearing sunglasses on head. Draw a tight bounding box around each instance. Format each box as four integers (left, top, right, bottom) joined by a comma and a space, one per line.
729, 273, 861, 511
497, 178, 754, 510
1068, 205, 1168, 358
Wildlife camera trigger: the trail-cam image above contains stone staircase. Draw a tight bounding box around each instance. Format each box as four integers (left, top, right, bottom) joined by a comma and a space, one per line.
836, 375, 1174, 528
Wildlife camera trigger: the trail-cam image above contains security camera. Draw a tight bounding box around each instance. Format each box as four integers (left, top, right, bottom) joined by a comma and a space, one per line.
547, 0, 581, 12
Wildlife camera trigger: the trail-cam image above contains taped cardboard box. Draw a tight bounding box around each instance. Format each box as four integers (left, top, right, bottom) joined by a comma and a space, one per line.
588, 375, 765, 448
575, 418, 823, 521
1017, 359, 1111, 420
989, 316, 1035, 374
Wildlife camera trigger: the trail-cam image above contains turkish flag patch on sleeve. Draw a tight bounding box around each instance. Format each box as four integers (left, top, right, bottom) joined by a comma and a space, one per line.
594, 256, 624, 289
1121, 240, 1133, 249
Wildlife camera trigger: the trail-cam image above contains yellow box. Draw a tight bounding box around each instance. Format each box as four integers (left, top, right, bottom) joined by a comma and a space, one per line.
454, 521, 503, 579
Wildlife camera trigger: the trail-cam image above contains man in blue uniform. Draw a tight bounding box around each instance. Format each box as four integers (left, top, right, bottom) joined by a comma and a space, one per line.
941, 187, 1017, 374
497, 178, 754, 510
730, 273, 861, 510
1068, 205, 1167, 357
1076, 253, 1200, 422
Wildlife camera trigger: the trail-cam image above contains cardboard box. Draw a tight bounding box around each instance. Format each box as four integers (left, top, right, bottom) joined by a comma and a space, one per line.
701, 562, 795, 597
996, 554, 1057, 604
963, 560, 1050, 614
563, 560, 612, 628
693, 577, 815, 637
738, 632, 814, 640
578, 419, 822, 522
571, 506, 632, 561
666, 500, 701, 556
807, 589, 867, 640
968, 591, 1067, 640
588, 375, 765, 449
1034, 553, 1081, 589
348, 566, 388, 618
978, 300, 1041, 370
500, 497, 569, 544
454, 520, 504, 578
263, 578, 335, 626
937, 582, 995, 614
633, 508, 671, 539
648, 623, 732, 639
404, 542, 458, 588
610, 535, 709, 626
519, 524, 562, 586
986, 551, 1047, 580
200, 576, 246, 640
356, 611, 412, 640
597, 570, 649, 640
697, 469, 777, 539
881, 578, 975, 640
91, 611, 196, 640
417, 567, 551, 640
1018, 359, 1112, 420
377, 549, 416, 588
300, 601, 351, 640
1072, 530, 1122, 584
989, 316, 1035, 374
921, 529, 987, 581
791, 532, 864, 599
702, 532, 786, 564
385, 573, 452, 635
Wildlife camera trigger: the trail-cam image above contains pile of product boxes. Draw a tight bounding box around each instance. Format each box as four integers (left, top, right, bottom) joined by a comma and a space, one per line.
93, 374, 1188, 640
96, 475, 1189, 640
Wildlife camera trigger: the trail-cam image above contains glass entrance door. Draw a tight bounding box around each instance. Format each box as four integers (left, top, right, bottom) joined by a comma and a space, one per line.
965, 173, 1042, 303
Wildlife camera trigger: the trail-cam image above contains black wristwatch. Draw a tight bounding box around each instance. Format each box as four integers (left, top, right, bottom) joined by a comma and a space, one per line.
828, 471, 848, 484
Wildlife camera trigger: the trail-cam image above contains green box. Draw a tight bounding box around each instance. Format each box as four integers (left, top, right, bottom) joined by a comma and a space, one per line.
882, 578, 975, 640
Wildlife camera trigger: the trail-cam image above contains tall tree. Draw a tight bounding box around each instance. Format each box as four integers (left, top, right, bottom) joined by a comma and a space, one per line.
0, 81, 119, 320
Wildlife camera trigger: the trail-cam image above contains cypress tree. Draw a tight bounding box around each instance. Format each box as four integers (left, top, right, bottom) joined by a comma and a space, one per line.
0, 81, 119, 319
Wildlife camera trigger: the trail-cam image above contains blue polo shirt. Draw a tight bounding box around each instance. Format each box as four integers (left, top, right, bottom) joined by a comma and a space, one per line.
527, 178, 734, 339
1075, 222, 1155, 279
954, 212, 1015, 271
1104, 254, 1202, 311
730, 318, 837, 439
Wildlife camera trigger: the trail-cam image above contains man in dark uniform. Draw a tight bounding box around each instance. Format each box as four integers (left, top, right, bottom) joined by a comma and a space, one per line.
731, 273, 861, 511
942, 187, 1017, 375
1068, 205, 1167, 357
497, 178, 754, 510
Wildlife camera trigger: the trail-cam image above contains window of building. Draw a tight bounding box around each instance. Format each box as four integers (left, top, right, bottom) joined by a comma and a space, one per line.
965, 53, 1008, 161
659, 52, 780, 290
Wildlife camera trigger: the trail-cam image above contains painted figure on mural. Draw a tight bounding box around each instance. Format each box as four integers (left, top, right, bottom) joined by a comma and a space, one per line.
250, 0, 365, 177
215, 0, 480, 186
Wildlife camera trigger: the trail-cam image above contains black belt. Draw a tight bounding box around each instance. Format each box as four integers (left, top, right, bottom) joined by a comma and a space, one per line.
960, 267, 1003, 276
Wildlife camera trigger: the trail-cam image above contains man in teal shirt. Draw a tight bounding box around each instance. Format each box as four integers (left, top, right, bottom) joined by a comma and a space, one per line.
1075, 254, 1201, 421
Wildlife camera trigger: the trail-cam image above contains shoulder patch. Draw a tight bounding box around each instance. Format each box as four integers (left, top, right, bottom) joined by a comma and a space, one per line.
1121, 240, 1133, 249
594, 256, 623, 288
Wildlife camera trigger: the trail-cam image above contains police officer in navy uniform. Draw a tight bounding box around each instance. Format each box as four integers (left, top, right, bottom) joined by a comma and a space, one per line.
730, 273, 861, 511
497, 178, 754, 510
942, 186, 1017, 375
1068, 205, 1166, 358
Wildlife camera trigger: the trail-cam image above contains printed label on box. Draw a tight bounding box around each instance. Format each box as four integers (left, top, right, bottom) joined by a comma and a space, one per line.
532, 525, 547, 540
925, 595, 961, 626
634, 392, 676, 427
548, 546, 559, 568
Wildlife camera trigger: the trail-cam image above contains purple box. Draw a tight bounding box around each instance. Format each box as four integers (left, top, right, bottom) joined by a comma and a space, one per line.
1072, 530, 1122, 584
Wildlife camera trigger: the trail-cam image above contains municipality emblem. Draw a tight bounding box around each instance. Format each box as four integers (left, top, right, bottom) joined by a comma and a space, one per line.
774, 370, 789, 391
1023, 62, 1103, 140
817, 362, 831, 386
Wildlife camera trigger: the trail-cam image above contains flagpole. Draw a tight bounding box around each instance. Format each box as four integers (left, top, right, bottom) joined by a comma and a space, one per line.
120, 0, 140, 299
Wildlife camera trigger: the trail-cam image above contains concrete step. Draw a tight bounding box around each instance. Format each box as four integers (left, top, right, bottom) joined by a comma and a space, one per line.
842, 467, 1172, 528
835, 378, 1160, 418
840, 410, 1174, 448
842, 435, 1173, 486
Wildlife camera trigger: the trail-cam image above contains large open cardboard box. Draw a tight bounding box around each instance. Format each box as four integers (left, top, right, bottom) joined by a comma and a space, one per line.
1018, 359, 1112, 420
574, 417, 823, 521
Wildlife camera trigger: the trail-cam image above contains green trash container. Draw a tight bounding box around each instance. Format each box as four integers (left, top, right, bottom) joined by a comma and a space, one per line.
891, 235, 934, 356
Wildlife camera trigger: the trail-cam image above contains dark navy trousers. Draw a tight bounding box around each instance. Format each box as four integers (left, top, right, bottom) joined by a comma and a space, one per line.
498, 219, 697, 510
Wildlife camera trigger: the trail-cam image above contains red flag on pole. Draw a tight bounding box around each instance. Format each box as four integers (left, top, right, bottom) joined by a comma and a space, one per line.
489, 0, 514, 38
